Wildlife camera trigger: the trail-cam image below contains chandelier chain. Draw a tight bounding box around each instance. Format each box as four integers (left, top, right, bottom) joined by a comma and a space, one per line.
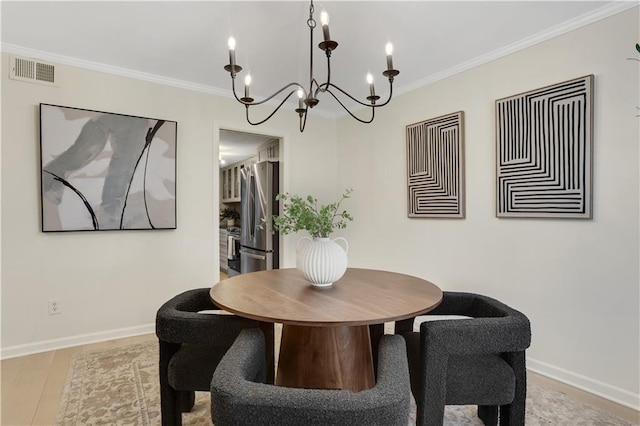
307, 0, 316, 29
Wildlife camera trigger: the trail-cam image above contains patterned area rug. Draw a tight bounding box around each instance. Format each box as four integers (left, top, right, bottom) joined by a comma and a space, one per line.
55, 340, 636, 426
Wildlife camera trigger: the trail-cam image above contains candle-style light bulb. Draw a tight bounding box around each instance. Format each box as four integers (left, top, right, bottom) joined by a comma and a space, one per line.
228, 37, 237, 71
385, 42, 394, 71
244, 73, 251, 98
320, 10, 329, 26
366, 73, 375, 97
297, 89, 304, 109
320, 10, 331, 42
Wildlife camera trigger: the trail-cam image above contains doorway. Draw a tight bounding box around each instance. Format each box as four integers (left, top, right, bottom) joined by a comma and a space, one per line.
218, 129, 281, 276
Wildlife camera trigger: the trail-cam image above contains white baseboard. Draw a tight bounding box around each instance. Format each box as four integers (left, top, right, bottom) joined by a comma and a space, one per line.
528, 357, 640, 411
0, 323, 155, 360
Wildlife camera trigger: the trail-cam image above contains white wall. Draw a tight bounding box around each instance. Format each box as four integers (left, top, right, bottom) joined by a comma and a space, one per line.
0, 53, 338, 355
336, 8, 639, 409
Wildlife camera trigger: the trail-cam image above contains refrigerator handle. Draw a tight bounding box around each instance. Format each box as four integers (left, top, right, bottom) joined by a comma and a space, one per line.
242, 251, 266, 260
227, 235, 234, 260
240, 167, 248, 244
248, 172, 255, 241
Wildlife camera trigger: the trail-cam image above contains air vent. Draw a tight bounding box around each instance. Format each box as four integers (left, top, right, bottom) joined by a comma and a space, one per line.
9, 55, 56, 86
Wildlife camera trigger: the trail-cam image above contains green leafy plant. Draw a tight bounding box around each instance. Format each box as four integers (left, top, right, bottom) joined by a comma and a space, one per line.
267, 189, 354, 238
220, 207, 240, 221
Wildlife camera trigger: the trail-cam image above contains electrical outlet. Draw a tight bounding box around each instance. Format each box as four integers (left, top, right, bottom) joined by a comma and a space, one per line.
48, 299, 62, 315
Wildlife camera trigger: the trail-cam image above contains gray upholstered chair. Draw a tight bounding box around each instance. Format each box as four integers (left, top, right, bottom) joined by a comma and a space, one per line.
210, 328, 411, 426
156, 288, 274, 426
395, 292, 531, 426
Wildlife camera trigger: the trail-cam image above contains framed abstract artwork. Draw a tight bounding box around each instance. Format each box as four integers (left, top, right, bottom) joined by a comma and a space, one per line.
496, 75, 593, 218
406, 111, 465, 218
39, 104, 177, 231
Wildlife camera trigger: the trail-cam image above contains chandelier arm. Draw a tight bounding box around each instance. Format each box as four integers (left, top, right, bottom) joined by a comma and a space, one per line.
322, 51, 332, 92
368, 81, 395, 108
230, 77, 246, 104
245, 90, 299, 126
299, 109, 309, 132
325, 81, 395, 108
314, 82, 328, 98
324, 88, 376, 124
310, 78, 322, 93
232, 77, 306, 107
313, 55, 332, 97
339, 81, 394, 107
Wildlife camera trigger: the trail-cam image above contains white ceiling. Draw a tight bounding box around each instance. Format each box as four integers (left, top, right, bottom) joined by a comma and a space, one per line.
1, 0, 627, 161
219, 129, 276, 165
2, 1, 622, 111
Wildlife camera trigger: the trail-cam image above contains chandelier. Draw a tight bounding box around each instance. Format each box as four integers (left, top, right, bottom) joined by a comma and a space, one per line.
224, 0, 400, 132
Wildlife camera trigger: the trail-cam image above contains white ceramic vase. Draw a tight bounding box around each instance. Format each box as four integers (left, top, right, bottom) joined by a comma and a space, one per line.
296, 237, 349, 287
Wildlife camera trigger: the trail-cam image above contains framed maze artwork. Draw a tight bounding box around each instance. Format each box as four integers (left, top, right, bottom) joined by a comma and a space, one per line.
495, 75, 593, 219
406, 111, 465, 219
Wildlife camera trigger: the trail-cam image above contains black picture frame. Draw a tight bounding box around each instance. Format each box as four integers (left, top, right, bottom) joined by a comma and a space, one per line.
39, 103, 177, 232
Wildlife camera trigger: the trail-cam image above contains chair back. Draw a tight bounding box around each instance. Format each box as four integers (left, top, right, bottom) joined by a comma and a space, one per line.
211, 328, 411, 426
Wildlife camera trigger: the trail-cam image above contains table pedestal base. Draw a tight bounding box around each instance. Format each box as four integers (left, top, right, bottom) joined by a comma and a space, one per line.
276, 324, 375, 392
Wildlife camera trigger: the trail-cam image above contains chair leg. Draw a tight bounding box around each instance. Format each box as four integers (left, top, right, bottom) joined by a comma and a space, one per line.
369, 323, 384, 378
259, 322, 275, 384
159, 341, 182, 426
500, 398, 526, 425
416, 400, 445, 426
413, 394, 426, 426
417, 351, 447, 426
159, 384, 182, 426
478, 405, 498, 426
178, 390, 195, 413
415, 383, 446, 426
500, 351, 527, 425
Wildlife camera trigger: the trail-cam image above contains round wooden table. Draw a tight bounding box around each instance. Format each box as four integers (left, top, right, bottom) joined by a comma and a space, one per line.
210, 267, 442, 392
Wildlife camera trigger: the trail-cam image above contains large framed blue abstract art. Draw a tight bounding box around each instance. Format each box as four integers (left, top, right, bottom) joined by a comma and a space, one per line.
39, 104, 177, 231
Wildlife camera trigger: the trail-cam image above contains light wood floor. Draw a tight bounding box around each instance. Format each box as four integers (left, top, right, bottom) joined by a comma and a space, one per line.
1, 333, 157, 426
2, 332, 638, 425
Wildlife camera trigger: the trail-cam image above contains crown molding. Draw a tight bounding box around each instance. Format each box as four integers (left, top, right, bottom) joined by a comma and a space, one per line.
391, 2, 638, 100
2, 43, 230, 96
0, 43, 338, 119
2, 2, 634, 120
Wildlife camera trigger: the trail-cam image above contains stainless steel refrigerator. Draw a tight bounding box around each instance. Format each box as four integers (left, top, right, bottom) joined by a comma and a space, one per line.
240, 161, 279, 273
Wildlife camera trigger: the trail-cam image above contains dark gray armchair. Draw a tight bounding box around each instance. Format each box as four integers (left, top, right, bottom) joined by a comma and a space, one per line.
156, 288, 274, 426
211, 328, 411, 426
395, 292, 531, 426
